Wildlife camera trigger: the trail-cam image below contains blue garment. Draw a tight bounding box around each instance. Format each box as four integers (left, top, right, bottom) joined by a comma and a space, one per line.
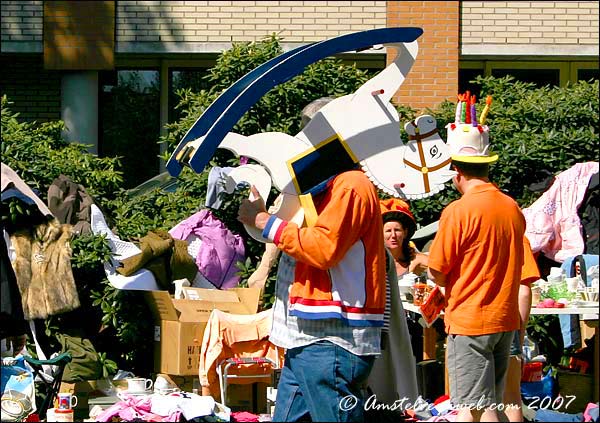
534, 409, 583, 422
559, 254, 599, 349
273, 340, 375, 422
204, 166, 234, 209
1, 187, 37, 205
510, 330, 522, 356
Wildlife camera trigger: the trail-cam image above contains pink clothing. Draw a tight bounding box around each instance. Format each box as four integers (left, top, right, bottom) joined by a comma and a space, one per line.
584, 402, 598, 422
231, 411, 260, 422
95, 394, 180, 422
198, 309, 283, 401
523, 161, 599, 262
169, 209, 245, 289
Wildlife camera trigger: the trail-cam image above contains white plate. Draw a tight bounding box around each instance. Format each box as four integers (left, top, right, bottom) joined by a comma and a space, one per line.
570, 301, 599, 308
122, 390, 153, 396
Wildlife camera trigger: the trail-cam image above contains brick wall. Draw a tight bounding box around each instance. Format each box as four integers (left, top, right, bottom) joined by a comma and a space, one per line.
387, 1, 459, 110
0, 0, 43, 42
2, 1, 598, 50
462, 1, 599, 46
116, 0, 387, 43
0, 54, 61, 122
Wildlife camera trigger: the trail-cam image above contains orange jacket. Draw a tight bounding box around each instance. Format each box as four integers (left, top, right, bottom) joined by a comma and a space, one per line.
262, 170, 386, 327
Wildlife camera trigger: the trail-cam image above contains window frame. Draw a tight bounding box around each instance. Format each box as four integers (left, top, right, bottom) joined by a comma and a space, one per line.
459, 59, 598, 88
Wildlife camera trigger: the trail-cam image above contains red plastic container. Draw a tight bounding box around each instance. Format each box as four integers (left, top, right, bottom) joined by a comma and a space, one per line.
522, 361, 544, 382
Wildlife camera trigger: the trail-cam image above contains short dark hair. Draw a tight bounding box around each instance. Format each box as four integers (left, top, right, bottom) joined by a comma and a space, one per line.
452, 160, 489, 178
301, 97, 336, 128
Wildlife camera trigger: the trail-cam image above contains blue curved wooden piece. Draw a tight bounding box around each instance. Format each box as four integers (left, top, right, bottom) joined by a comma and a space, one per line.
167, 43, 316, 176
167, 27, 423, 176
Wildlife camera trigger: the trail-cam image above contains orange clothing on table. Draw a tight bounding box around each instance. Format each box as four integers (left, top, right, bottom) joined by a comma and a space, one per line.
198, 309, 283, 400
428, 183, 527, 336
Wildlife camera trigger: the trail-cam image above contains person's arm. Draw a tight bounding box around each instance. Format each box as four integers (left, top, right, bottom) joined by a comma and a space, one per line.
518, 283, 532, 345
424, 206, 458, 289
518, 236, 538, 344
240, 174, 375, 270
409, 252, 429, 275
428, 267, 446, 287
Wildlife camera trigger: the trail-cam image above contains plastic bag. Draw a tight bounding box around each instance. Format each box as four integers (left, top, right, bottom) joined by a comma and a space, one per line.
1, 356, 36, 421
521, 367, 558, 402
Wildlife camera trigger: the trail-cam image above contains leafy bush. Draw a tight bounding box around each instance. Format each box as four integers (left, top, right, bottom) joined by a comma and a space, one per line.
1, 96, 123, 206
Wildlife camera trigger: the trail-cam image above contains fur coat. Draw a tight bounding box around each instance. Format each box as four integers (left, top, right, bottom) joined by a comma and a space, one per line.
10, 219, 80, 320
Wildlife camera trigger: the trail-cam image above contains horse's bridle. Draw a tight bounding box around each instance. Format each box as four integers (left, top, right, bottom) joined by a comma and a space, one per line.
403, 121, 452, 192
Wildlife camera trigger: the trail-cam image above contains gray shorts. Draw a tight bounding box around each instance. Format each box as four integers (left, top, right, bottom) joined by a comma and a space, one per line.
447, 331, 513, 408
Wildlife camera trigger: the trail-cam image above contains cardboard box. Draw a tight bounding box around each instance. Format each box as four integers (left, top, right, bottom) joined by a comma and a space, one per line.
145, 287, 261, 375
227, 382, 268, 414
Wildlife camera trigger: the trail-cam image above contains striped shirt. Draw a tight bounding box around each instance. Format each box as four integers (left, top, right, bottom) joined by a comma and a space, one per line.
269, 253, 381, 356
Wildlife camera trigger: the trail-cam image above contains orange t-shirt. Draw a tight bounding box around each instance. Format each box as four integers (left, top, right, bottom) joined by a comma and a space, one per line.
428, 183, 527, 336
521, 236, 540, 286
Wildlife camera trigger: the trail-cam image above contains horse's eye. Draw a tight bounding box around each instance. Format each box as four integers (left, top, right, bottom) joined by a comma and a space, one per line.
430, 145, 438, 156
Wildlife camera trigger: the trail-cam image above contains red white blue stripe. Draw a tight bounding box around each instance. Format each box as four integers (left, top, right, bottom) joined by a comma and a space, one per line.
262, 215, 288, 244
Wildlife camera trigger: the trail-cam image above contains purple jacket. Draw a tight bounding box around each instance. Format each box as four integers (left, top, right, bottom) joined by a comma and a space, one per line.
169, 209, 245, 289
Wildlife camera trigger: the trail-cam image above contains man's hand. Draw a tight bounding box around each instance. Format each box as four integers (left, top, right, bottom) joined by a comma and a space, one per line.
238, 186, 270, 230
428, 267, 446, 287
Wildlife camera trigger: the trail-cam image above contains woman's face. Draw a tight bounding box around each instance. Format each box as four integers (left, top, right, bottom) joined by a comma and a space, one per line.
383, 220, 408, 250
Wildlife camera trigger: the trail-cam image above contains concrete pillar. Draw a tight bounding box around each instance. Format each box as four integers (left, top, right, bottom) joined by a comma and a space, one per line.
61, 71, 99, 154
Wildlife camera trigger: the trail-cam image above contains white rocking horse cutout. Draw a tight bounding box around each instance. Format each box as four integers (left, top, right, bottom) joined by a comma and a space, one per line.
167, 28, 455, 242
399, 115, 455, 199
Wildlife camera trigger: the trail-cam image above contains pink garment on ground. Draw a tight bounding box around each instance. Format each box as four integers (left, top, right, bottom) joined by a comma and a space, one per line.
523, 161, 599, 262
231, 411, 260, 422
584, 402, 599, 422
95, 394, 180, 422
198, 309, 284, 401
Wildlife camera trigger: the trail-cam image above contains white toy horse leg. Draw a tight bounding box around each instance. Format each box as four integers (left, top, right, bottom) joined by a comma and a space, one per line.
353, 41, 418, 104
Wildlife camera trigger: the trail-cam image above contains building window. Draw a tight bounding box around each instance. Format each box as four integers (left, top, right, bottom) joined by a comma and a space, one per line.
458, 60, 598, 90
458, 68, 484, 98
577, 68, 599, 82
169, 68, 211, 124
490, 68, 560, 88
99, 69, 161, 188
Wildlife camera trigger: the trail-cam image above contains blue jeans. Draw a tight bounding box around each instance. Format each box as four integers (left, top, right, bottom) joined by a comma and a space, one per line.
273, 341, 375, 422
